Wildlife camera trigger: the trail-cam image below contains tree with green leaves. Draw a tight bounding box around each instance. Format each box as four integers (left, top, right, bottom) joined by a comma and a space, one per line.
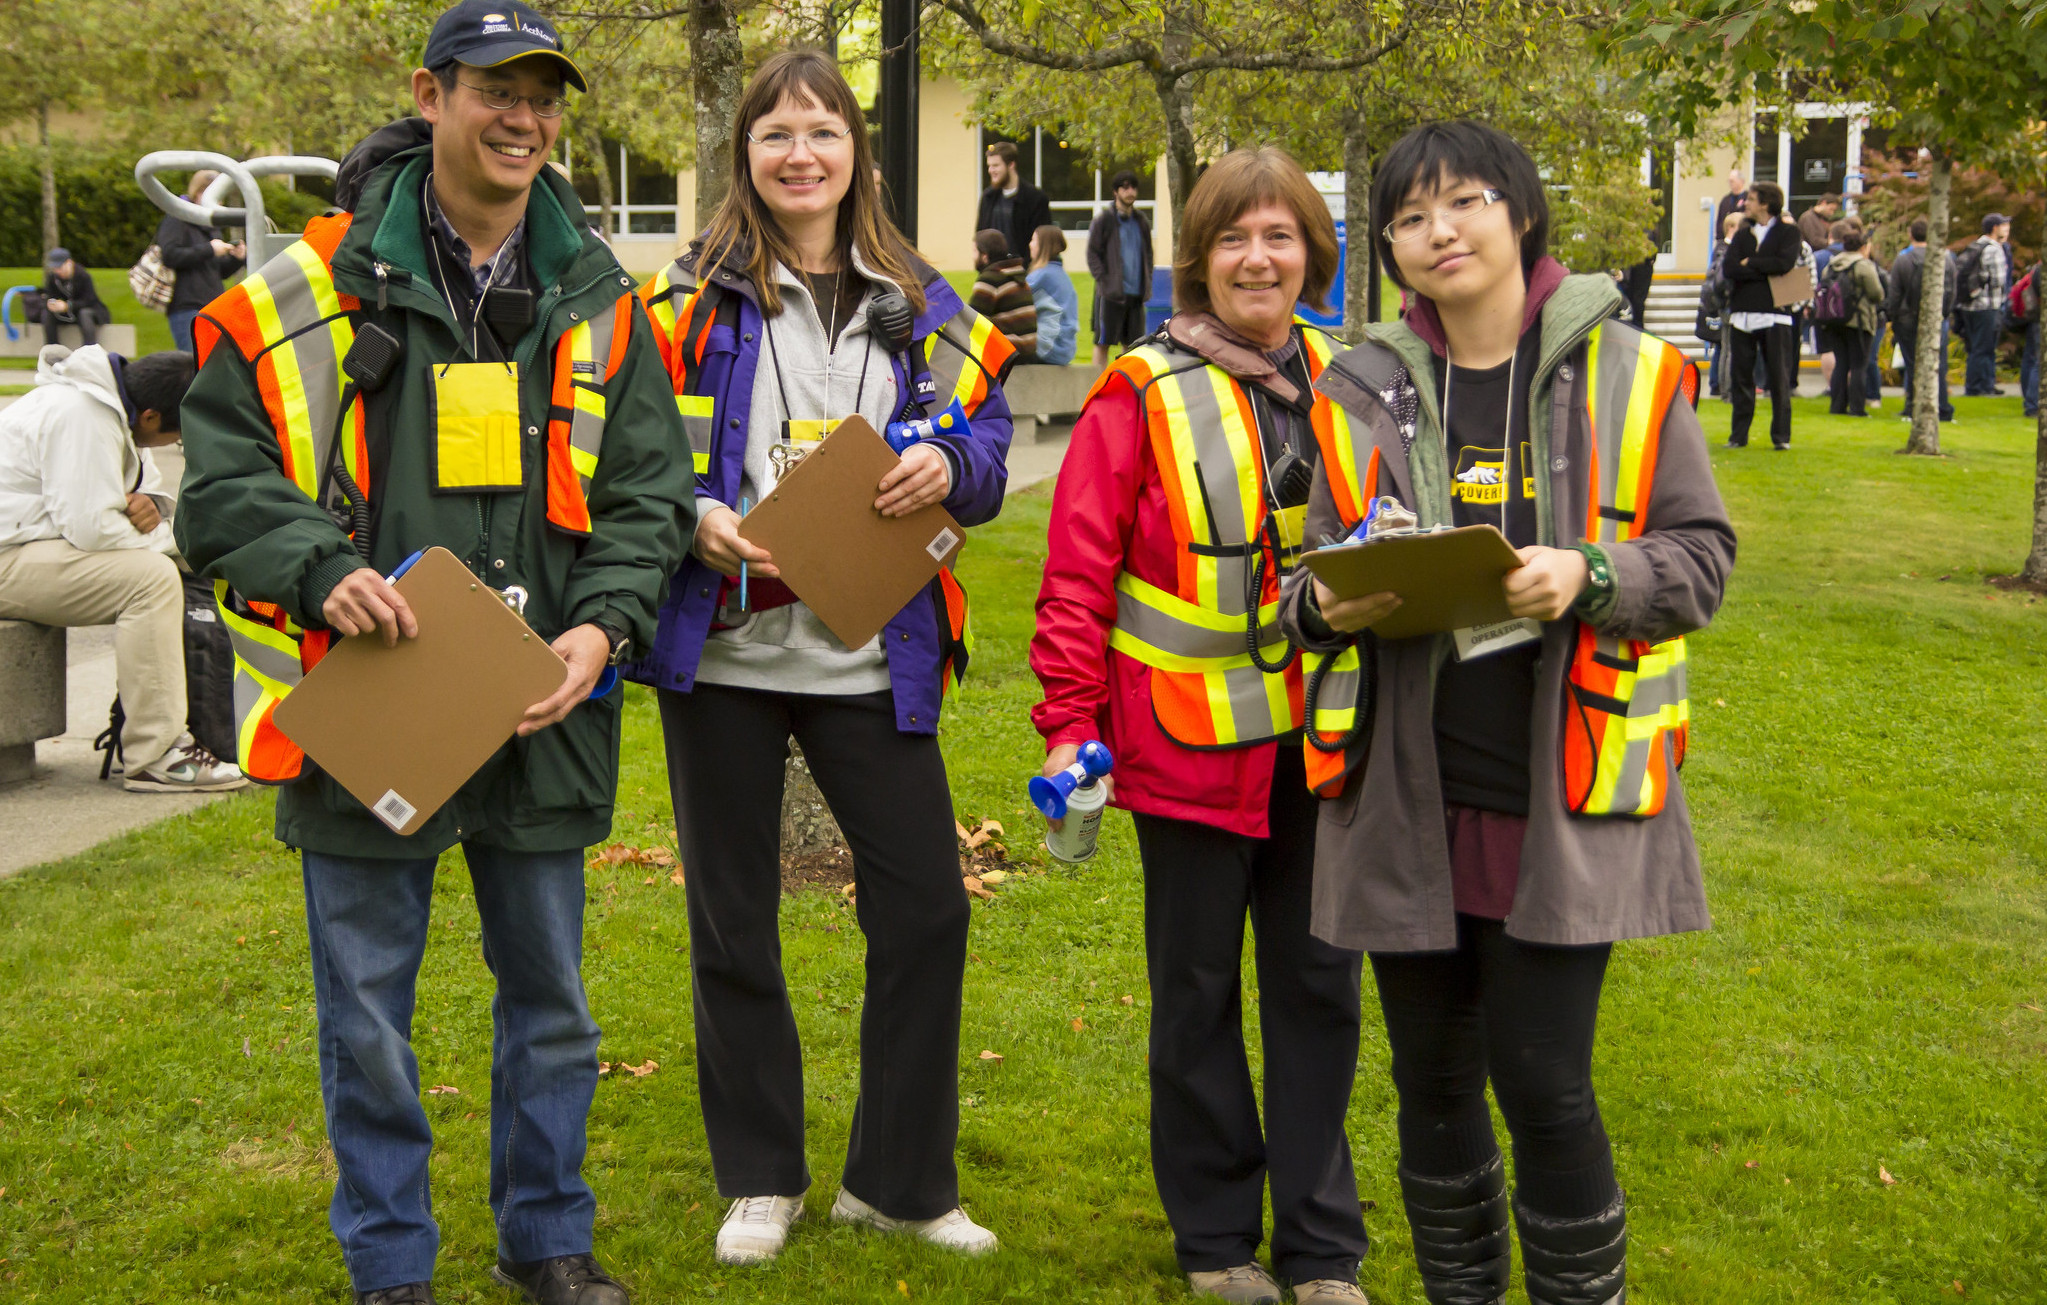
1615, 0, 2047, 463
930, 0, 1417, 233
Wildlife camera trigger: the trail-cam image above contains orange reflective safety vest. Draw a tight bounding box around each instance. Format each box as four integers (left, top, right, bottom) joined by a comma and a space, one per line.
1100, 327, 1364, 759
1308, 319, 1697, 812
1561, 323, 1695, 817
195, 214, 629, 783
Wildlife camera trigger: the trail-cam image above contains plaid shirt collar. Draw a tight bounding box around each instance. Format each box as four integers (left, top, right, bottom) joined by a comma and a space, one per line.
424, 176, 526, 298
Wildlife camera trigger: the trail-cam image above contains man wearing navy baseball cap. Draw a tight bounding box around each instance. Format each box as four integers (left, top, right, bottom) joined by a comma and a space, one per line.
173, 1, 693, 1303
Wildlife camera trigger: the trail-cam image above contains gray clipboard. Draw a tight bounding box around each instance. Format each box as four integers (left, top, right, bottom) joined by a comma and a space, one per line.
1299, 525, 1523, 640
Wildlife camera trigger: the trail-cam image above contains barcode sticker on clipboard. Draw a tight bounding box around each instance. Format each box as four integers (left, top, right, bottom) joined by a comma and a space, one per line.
926, 527, 959, 562
372, 789, 418, 832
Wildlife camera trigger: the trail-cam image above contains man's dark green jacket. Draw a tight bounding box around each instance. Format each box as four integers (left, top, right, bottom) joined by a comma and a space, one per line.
175, 147, 694, 857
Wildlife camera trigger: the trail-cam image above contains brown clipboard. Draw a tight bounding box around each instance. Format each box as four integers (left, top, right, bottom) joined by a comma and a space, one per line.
270, 547, 568, 836
736, 414, 966, 649
1769, 263, 1813, 307
1299, 525, 1523, 640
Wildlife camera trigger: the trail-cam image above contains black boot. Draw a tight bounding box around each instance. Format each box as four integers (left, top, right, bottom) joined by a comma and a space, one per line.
491, 1253, 630, 1305
1397, 1155, 1510, 1305
1513, 1191, 1626, 1305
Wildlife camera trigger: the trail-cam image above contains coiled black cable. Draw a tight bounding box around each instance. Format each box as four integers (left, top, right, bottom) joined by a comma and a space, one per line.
1244, 512, 1298, 674
1304, 631, 1371, 753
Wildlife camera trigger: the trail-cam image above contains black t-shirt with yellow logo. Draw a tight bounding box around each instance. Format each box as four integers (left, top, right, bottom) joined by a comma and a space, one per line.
1430, 331, 1541, 815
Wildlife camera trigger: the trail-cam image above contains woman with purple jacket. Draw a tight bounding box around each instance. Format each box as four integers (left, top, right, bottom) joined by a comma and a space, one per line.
632, 51, 1014, 1269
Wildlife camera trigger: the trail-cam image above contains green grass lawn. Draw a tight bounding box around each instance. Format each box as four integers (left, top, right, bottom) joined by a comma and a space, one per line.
3, 396, 2046, 1302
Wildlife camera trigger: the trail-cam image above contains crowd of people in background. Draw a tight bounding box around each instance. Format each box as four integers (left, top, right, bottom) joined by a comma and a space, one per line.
1692, 168, 2043, 446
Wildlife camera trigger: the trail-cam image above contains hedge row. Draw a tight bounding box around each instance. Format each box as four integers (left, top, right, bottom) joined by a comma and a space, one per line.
0, 146, 334, 268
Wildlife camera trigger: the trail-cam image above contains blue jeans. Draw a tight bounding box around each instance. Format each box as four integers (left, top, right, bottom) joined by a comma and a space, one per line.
1960, 308, 2003, 394
1899, 320, 1955, 420
2023, 322, 2040, 413
1866, 323, 1886, 401
303, 843, 602, 1293
168, 309, 200, 353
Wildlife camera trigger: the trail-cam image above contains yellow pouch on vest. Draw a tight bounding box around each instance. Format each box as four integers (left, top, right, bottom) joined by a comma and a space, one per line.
430, 362, 524, 493
1272, 503, 1308, 559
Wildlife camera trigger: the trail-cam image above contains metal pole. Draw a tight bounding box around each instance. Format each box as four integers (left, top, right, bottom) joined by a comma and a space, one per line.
879, 0, 919, 241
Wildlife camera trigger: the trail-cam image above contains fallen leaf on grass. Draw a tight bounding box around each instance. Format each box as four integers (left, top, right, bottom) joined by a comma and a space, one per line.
242, 1038, 251, 1057
670, 867, 686, 886
978, 869, 1009, 885
642, 877, 655, 886
963, 876, 994, 902
978, 1050, 1004, 1061
618, 1060, 658, 1077
841, 882, 858, 901
2022, 1003, 2043, 1013
687, 1201, 701, 1213
591, 844, 680, 870
1070, 1017, 1085, 1032
1953, 1280, 1964, 1295
1879, 1164, 1898, 1186
897, 1282, 911, 1298
954, 821, 972, 842
427, 1085, 460, 1096
1120, 995, 1134, 1006
1743, 1161, 1758, 1170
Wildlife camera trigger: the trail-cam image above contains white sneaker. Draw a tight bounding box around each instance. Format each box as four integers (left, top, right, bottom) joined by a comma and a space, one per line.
830, 1187, 998, 1256
715, 1194, 804, 1265
122, 736, 248, 793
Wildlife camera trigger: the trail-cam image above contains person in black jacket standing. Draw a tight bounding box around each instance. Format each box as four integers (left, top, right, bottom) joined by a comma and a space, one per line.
156, 169, 245, 352
975, 141, 1052, 277
1722, 181, 1801, 449
1886, 217, 1957, 422
1086, 171, 1155, 367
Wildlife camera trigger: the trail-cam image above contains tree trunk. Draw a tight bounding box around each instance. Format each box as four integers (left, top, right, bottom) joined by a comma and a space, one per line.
1152, 20, 1198, 246
780, 743, 847, 858
577, 119, 616, 241
2024, 399, 2047, 585
1341, 106, 1371, 344
691, 0, 745, 230
1905, 152, 1951, 456
37, 101, 58, 255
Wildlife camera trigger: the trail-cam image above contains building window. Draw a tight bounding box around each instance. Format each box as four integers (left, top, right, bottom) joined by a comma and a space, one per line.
562, 136, 678, 237
979, 127, 1156, 236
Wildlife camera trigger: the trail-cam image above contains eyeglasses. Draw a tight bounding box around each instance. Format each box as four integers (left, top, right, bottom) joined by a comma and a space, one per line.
457, 80, 568, 119
1382, 188, 1503, 245
747, 128, 853, 155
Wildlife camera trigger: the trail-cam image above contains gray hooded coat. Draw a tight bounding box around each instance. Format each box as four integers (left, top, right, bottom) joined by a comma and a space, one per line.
1277, 274, 1736, 953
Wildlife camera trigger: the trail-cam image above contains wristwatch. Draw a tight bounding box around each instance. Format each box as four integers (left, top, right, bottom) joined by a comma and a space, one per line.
593, 617, 633, 666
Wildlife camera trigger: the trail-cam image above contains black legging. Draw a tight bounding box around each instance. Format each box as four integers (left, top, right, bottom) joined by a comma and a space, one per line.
1369, 915, 1617, 1219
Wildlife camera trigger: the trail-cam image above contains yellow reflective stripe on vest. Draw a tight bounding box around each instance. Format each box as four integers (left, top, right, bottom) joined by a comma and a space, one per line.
1109, 572, 1288, 671
1306, 644, 1363, 735
676, 393, 714, 473
565, 312, 618, 497
1572, 322, 1691, 817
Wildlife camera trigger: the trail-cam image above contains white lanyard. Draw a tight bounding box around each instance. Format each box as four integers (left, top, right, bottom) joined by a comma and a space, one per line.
1442, 345, 1541, 661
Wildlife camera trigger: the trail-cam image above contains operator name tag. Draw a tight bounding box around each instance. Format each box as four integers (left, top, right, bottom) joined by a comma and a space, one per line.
1272, 503, 1308, 558
430, 361, 523, 493
769, 418, 840, 489
1453, 616, 1542, 661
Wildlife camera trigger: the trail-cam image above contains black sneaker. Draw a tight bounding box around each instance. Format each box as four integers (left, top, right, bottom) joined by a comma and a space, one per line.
358, 1286, 435, 1305
492, 1254, 630, 1304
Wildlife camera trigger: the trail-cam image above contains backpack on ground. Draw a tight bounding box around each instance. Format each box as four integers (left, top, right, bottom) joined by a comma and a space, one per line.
94, 572, 236, 778
1812, 257, 1856, 326
128, 245, 175, 312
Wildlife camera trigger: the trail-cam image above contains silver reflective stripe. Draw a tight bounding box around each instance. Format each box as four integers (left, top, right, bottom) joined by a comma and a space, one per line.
1168, 364, 1261, 618
570, 310, 619, 490
261, 249, 348, 489
1113, 584, 1284, 662
924, 309, 971, 404
1588, 324, 1640, 547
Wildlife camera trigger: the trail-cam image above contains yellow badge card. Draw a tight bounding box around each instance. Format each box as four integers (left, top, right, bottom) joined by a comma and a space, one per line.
431, 362, 524, 493
769, 418, 840, 489
1272, 503, 1309, 558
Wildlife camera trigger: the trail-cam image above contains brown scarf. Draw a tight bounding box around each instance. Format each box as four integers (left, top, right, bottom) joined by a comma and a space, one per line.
1164, 312, 1302, 405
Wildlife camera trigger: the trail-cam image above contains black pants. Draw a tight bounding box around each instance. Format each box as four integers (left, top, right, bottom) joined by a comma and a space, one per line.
1132, 749, 1367, 1283
43, 304, 107, 345
1369, 915, 1618, 1220
1822, 325, 1871, 415
658, 683, 969, 1219
1727, 322, 1796, 447
1898, 319, 1956, 419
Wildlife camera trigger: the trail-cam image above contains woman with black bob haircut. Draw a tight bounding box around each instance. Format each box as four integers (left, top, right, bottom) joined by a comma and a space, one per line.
633, 49, 1015, 1268
1277, 120, 1736, 1304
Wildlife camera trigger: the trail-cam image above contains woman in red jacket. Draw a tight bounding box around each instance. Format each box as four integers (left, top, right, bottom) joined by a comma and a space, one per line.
1030, 148, 1368, 1305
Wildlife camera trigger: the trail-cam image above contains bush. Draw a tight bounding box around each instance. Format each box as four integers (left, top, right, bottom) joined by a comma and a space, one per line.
0, 145, 339, 269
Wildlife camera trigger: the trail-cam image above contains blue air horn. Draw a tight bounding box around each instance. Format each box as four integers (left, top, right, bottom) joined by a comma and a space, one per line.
1029, 740, 1114, 863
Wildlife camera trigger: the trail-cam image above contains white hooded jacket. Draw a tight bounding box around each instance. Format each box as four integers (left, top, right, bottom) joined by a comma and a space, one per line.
0, 345, 175, 553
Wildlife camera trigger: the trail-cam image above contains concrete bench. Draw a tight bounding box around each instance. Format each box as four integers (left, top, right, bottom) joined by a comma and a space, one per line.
1003, 363, 1098, 443
0, 322, 140, 360
0, 621, 67, 786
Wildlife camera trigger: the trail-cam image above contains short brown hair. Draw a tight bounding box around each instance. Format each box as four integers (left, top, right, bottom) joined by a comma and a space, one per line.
987, 140, 1019, 165
1173, 147, 1338, 315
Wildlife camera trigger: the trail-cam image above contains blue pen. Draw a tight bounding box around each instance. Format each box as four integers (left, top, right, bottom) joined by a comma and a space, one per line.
738, 495, 750, 611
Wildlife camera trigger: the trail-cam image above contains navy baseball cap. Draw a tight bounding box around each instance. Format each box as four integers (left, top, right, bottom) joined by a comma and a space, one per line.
422, 1, 587, 92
